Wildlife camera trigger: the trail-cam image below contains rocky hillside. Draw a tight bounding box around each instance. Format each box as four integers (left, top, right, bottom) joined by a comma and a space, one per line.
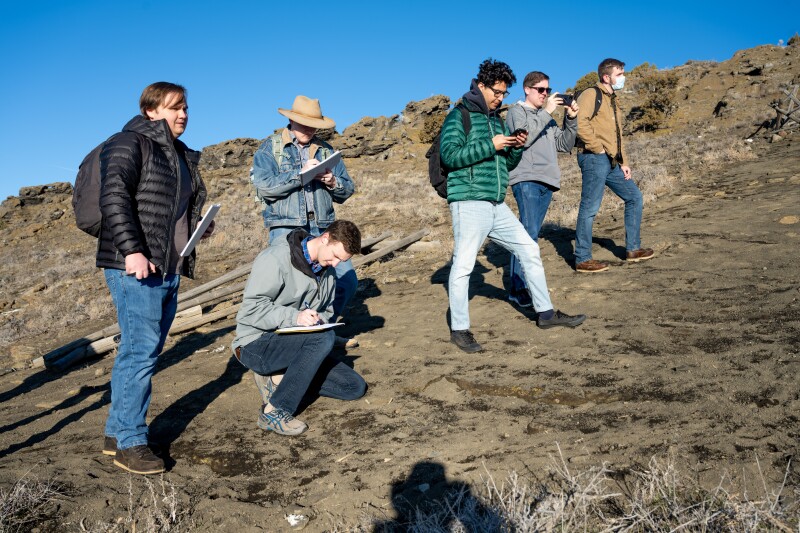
0, 41, 798, 368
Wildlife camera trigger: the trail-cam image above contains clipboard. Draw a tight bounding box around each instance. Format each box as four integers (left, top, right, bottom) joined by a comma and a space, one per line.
275, 323, 344, 334
179, 204, 220, 257
299, 151, 342, 186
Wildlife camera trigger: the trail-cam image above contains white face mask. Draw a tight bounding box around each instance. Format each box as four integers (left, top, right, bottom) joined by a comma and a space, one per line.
611, 74, 625, 91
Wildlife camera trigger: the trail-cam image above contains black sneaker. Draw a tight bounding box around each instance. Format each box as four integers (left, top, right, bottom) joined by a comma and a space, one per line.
508, 290, 533, 308
102, 436, 117, 456
450, 329, 483, 353
537, 310, 586, 329
114, 445, 165, 475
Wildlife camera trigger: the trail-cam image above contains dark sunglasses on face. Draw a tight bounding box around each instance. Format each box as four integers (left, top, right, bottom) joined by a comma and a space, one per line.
529, 86, 552, 95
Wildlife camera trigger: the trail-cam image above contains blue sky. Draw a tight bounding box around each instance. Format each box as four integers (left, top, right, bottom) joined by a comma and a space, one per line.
0, 0, 795, 201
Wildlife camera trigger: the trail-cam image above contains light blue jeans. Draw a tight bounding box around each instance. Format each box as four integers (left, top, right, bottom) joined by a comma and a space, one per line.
104, 269, 180, 450
448, 201, 553, 331
509, 181, 554, 295
269, 224, 357, 321
574, 153, 643, 264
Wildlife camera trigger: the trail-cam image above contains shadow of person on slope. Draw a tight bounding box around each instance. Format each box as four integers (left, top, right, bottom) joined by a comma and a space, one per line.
340, 276, 385, 338
372, 461, 501, 532
430, 258, 508, 330
0, 328, 231, 460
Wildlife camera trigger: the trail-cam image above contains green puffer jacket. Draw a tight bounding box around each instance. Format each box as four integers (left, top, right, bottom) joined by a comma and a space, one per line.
440, 82, 523, 204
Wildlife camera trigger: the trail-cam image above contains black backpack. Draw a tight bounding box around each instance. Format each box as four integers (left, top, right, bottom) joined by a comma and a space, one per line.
72, 133, 148, 237
425, 104, 471, 199
576, 86, 603, 120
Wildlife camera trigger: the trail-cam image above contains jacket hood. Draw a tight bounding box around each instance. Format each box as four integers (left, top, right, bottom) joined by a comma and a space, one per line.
286, 228, 317, 279
122, 115, 186, 150
461, 79, 493, 116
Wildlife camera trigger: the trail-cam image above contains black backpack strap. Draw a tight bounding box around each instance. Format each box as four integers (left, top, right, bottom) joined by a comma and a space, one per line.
590, 86, 603, 120
457, 104, 471, 135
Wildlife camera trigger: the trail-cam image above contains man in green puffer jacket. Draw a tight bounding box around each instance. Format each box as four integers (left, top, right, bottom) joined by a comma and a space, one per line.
441, 59, 586, 353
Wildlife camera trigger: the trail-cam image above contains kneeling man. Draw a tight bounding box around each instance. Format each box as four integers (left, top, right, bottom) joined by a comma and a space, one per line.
232, 220, 366, 435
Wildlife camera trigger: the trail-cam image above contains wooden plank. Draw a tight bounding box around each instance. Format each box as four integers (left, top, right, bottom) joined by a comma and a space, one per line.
353, 229, 431, 267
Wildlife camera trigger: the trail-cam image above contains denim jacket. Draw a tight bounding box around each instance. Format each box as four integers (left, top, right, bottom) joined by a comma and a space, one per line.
251, 128, 355, 229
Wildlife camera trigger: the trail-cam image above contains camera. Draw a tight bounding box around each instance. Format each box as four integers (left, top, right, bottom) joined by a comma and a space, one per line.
509, 128, 527, 136
557, 94, 574, 107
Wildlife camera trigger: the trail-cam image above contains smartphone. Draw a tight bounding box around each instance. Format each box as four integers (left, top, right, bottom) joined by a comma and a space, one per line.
558, 94, 574, 107
509, 128, 527, 136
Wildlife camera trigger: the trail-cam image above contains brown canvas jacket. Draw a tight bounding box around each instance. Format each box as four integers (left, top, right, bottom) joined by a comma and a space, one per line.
576, 83, 627, 165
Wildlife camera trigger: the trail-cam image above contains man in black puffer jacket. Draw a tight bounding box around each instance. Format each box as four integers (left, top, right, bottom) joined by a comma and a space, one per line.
97, 82, 210, 475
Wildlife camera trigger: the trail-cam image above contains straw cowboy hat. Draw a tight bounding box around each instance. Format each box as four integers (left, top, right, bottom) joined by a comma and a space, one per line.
278, 95, 336, 129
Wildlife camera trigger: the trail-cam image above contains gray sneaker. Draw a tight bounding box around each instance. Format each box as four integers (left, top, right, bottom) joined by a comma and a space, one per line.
258, 406, 308, 436
450, 329, 483, 353
537, 310, 586, 329
114, 445, 165, 475
253, 372, 277, 406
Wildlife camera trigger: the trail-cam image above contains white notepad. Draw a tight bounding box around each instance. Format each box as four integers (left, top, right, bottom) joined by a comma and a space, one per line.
179, 204, 220, 257
299, 151, 342, 185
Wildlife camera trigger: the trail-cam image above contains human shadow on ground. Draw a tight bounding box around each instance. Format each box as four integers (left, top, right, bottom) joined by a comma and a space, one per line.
372, 461, 502, 532
430, 259, 508, 329
0, 329, 230, 459
537, 225, 626, 267
341, 276, 386, 338
149, 346, 246, 468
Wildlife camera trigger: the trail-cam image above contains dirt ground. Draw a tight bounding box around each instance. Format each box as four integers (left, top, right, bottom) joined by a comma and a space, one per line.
1, 137, 798, 531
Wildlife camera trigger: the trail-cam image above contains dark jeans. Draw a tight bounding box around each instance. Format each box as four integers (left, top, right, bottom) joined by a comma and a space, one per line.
237, 329, 366, 414
509, 181, 554, 295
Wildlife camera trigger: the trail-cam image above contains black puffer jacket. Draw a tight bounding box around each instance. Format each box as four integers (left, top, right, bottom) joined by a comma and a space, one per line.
96, 115, 207, 278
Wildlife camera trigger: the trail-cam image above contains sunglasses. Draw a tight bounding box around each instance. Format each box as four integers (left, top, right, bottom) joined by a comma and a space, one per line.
528, 86, 553, 95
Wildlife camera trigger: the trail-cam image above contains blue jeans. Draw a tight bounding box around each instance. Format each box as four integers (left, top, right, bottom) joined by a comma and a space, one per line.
448, 201, 553, 330
269, 225, 357, 321
509, 181, 554, 294
574, 153, 643, 264
237, 330, 366, 414
103, 269, 180, 450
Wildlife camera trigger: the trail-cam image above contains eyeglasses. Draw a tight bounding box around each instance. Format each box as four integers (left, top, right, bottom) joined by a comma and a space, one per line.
528, 86, 552, 95
488, 86, 510, 98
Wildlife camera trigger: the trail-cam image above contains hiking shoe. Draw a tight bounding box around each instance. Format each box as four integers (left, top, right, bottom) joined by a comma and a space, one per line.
253, 372, 277, 406
450, 329, 483, 353
575, 259, 609, 273
334, 335, 359, 349
113, 445, 165, 475
258, 406, 308, 436
508, 290, 533, 308
626, 248, 655, 262
102, 436, 117, 456
537, 310, 587, 329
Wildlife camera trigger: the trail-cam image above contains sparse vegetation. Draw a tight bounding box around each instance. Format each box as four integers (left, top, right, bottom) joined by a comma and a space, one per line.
627, 66, 681, 132
333, 452, 799, 532
571, 71, 598, 94
0, 470, 65, 532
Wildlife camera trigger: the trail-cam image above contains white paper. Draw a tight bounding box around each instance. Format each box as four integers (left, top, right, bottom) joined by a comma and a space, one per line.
298, 151, 342, 186
179, 204, 220, 257
275, 323, 345, 334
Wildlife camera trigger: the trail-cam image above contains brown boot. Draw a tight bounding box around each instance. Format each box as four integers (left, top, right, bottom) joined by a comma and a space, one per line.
114, 445, 165, 475
626, 248, 655, 262
575, 259, 609, 273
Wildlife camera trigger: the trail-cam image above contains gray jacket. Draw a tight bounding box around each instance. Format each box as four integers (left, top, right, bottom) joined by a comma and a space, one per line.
232, 229, 336, 352
506, 101, 577, 190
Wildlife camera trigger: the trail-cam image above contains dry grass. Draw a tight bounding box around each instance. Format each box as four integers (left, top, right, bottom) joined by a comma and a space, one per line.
80, 475, 192, 533
331, 450, 799, 532
0, 469, 65, 532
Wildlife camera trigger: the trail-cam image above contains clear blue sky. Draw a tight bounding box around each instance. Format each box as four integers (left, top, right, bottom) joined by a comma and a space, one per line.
0, 0, 795, 201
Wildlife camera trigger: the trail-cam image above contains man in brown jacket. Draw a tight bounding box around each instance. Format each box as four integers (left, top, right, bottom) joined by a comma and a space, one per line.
573, 58, 654, 273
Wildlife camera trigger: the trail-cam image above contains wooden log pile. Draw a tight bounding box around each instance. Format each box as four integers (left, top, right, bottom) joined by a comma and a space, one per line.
35, 229, 430, 371
748, 84, 800, 140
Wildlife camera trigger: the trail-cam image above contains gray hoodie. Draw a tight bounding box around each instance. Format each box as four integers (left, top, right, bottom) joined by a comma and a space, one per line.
232, 230, 336, 352
505, 101, 577, 190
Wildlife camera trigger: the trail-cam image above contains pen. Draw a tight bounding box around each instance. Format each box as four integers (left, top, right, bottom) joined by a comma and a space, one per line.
303, 302, 323, 325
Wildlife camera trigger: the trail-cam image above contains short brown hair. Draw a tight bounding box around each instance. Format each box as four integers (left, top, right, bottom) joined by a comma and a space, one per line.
139, 82, 187, 116
523, 71, 549, 87
598, 58, 625, 81
325, 220, 361, 255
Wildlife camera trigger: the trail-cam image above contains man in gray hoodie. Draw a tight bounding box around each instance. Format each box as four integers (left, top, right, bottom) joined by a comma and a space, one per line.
505, 71, 579, 307
232, 220, 366, 436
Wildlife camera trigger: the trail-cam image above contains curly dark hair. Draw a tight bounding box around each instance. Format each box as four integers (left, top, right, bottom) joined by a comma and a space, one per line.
476, 58, 516, 88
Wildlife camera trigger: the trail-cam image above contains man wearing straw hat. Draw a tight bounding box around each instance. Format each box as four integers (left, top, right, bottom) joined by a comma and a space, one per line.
251, 96, 357, 348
